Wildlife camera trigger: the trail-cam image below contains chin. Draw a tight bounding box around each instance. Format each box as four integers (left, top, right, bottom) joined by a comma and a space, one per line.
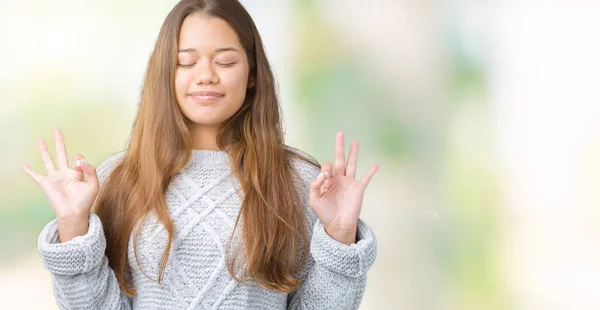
186, 112, 231, 126
187, 118, 223, 127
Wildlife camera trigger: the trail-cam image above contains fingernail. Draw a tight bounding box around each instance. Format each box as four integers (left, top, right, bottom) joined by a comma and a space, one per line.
75, 160, 81, 167
317, 172, 325, 180
81, 159, 88, 165
324, 171, 329, 179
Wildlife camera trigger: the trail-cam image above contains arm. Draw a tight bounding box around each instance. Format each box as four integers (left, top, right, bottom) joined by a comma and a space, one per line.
38, 212, 133, 309
37, 151, 131, 309
287, 218, 377, 310
286, 141, 379, 309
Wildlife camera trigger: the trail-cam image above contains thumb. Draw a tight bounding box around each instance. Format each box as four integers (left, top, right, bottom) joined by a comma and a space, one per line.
72, 154, 84, 181
79, 159, 99, 188
309, 171, 326, 206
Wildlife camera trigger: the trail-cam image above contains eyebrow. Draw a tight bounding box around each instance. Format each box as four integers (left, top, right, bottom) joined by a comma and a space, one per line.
177, 47, 240, 54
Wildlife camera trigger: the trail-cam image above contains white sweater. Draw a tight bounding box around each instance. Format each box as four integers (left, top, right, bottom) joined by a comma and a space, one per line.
37, 149, 377, 309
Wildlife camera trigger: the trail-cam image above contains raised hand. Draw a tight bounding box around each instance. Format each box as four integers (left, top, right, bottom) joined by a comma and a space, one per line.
309, 132, 380, 245
20, 128, 100, 242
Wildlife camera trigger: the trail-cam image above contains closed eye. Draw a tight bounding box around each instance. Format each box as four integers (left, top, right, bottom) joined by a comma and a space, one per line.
176, 62, 236, 68
217, 62, 236, 67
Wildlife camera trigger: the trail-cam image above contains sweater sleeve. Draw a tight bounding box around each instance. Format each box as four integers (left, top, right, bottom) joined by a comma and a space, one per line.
286, 150, 378, 310
37, 152, 132, 310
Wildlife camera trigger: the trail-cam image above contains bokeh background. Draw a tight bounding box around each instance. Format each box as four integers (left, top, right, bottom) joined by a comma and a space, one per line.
1, 0, 600, 309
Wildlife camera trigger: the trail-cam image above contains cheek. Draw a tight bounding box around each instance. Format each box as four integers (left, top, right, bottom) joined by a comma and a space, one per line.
221, 71, 248, 97
175, 72, 192, 97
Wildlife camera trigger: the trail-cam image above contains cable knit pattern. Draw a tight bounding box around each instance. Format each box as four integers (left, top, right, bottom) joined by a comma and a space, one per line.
37, 148, 377, 309
310, 220, 376, 279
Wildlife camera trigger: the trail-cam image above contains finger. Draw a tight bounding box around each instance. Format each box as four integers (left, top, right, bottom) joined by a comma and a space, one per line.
334, 132, 346, 176
346, 141, 359, 179
54, 128, 68, 169
20, 163, 44, 185
72, 154, 84, 181
321, 160, 333, 180
320, 161, 334, 195
38, 139, 56, 172
359, 162, 380, 187
309, 171, 326, 203
80, 159, 99, 188
72, 153, 84, 171
320, 178, 335, 195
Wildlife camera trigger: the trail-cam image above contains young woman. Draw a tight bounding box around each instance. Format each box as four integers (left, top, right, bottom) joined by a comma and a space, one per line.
21, 0, 379, 309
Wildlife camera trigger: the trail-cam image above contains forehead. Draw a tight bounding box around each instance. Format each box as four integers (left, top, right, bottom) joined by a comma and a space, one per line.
178, 13, 243, 51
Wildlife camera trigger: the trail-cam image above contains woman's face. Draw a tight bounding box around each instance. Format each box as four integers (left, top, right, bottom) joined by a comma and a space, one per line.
175, 13, 252, 128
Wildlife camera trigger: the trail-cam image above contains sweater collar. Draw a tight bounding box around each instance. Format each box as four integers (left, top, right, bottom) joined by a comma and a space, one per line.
189, 149, 229, 165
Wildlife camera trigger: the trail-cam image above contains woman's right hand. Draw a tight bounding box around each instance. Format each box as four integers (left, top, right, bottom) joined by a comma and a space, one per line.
21, 128, 100, 242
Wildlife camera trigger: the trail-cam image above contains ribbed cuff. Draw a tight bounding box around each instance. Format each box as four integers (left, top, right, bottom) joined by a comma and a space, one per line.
310, 219, 377, 278
37, 212, 107, 275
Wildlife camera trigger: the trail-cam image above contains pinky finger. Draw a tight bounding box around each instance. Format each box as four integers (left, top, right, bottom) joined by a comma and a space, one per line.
359, 162, 380, 188
21, 163, 44, 185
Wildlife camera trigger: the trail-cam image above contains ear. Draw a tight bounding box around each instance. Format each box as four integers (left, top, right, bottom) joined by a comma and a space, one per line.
247, 76, 255, 88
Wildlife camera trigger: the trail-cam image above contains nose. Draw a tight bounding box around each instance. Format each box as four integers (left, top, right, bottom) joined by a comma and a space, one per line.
194, 59, 218, 85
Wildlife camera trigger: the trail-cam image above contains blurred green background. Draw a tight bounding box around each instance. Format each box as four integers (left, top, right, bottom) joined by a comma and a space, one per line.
2, 1, 600, 309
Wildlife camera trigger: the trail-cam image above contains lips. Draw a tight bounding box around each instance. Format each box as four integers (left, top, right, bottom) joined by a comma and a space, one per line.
189, 91, 224, 97
188, 91, 224, 103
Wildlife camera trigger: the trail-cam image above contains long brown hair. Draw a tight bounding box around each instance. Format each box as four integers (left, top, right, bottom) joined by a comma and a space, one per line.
93, 0, 319, 296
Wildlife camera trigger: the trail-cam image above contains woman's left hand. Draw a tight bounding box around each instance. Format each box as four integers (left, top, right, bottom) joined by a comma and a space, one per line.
309, 132, 380, 245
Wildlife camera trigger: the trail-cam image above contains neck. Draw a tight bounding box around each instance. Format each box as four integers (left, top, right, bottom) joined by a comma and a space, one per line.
190, 124, 221, 151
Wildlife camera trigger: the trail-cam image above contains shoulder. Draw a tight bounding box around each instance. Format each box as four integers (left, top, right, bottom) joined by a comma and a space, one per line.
95, 151, 127, 186
285, 145, 321, 195
285, 145, 321, 185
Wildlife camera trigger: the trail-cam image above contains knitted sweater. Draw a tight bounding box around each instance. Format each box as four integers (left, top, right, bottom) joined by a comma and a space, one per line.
37, 149, 377, 309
